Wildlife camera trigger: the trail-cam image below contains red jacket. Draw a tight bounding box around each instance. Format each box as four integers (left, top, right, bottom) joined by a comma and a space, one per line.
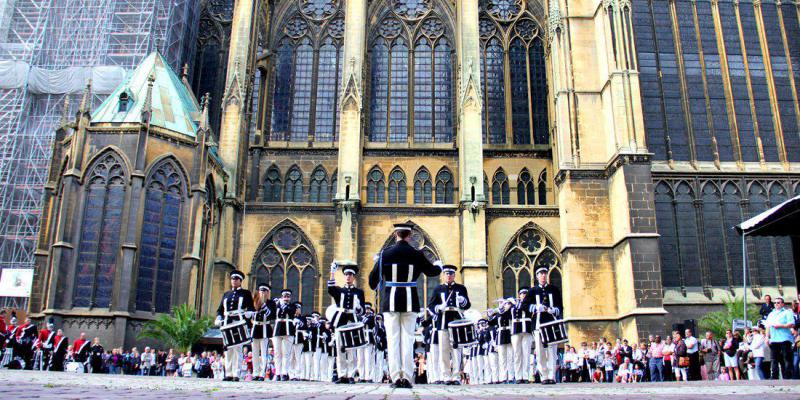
72, 338, 88, 354
37, 328, 52, 349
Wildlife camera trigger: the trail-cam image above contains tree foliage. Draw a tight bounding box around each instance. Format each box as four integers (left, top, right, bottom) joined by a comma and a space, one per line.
698, 296, 760, 339
137, 304, 213, 353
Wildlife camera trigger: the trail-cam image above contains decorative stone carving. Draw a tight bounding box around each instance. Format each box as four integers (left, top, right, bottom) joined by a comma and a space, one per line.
300, 0, 339, 21
392, 0, 431, 21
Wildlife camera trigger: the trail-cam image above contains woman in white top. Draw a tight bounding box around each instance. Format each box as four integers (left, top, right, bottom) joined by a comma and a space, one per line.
749, 326, 766, 380
181, 352, 194, 378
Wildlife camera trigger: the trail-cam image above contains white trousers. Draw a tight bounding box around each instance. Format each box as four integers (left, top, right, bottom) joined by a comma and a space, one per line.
428, 346, 439, 382
497, 343, 513, 382
475, 354, 487, 384
335, 330, 356, 378
301, 351, 313, 380
271, 336, 293, 377
224, 345, 242, 379
312, 350, 323, 381
488, 352, 499, 383
511, 333, 533, 381
375, 350, 386, 382
357, 346, 374, 381
534, 330, 556, 381
289, 344, 302, 378
437, 330, 462, 382
383, 311, 416, 382
250, 338, 269, 377
327, 355, 335, 381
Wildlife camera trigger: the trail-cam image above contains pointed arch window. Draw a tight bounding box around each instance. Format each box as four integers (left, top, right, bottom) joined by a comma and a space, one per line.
268, 8, 344, 142
388, 167, 407, 204
537, 170, 547, 205
492, 168, 510, 205
284, 166, 304, 202
136, 160, 186, 313
74, 152, 127, 308
501, 224, 562, 298
517, 168, 535, 205
414, 168, 433, 204
480, 6, 549, 145
435, 167, 454, 204
330, 169, 338, 199
369, 12, 454, 143
263, 165, 282, 202
367, 167, 385, 203
252, 223, 318, 311
309, 166, 329, 203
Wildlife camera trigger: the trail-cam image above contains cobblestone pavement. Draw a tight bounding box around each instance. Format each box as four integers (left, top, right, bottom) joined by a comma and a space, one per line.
2, 370, 799, 399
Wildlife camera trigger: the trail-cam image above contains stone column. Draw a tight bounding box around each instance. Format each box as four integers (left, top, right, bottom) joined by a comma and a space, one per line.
456, 0, 488, 311
552, 0, 665, 343
217, 0, 256, 266
333, 0, 367, 266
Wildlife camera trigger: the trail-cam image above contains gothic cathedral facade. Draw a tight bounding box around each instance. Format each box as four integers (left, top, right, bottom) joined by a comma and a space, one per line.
29, 0, 800, 348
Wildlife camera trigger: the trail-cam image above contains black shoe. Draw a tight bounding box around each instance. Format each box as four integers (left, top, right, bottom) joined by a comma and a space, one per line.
336, 378, 349, 384
233, 377, 239, 382
283, 375, 290, 381
542, 379, 556, 385
402, 379, 413, 389
223, 377, 232, 382
349, 378, 356, 384
391, 379, 402, 388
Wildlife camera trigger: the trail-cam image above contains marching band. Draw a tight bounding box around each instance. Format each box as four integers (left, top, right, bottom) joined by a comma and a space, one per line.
0, 223, 565, 386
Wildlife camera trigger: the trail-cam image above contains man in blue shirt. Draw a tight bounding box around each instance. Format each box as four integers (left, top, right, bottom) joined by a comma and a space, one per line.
765, 297, 795, 379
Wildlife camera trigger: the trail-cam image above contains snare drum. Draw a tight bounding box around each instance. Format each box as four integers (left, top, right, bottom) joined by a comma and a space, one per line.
221, 319, 252, 349
337, 322, 368, 350
448, 319, 477, 349
537, 319, 568, 346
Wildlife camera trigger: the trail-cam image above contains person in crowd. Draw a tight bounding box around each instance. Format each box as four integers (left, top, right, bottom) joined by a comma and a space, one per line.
700, 331, 720, 380
647, 335, 665, 382
602, 351, 616, 383
747, 326, 766, 380
181, 351, 193, 378
721, 330, 740, 380
760, 295, 775, 320
663, 336, 674, 381
591, 367, 604, 383
165, 349, 178, 377
617, 357, 632, 383
684, 329, 700, 380
672, 331, 688, 382
88, 337, 104, 373
766, 297, 795, 379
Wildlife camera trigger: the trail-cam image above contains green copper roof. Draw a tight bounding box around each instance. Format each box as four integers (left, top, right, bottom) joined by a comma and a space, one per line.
92, 52, 200, 137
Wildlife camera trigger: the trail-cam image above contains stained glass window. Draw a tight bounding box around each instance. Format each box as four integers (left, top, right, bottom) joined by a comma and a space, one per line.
263, 165, 282, 202
74, 152, 127, 308
413, 168, 432, 204
284, 166, 304, 202
367, 167, 385, 203
537, 170, 547, 205
492, 169, 510, 205
483, 37, 506, 144
388, 167, 407, 204
501, 223, 561, 298
414, 39, 433, 143
268, 8, 343, 143
435, 167, 454, 204
517, 168, 534, 205
480, 8, 549, 146
370, 38, 390, 142
136, 160, 185, 313
390, 39, 409, 143
252, 223, 318, 311
309, 166, 329, 203
370, 13, 453, 143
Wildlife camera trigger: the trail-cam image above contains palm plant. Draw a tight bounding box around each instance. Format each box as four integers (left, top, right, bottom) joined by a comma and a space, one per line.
137, 304, 213, 353
698, 296, 760, 339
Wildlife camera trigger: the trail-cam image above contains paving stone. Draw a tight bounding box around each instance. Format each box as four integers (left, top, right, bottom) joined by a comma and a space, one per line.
1, 370, 799, 399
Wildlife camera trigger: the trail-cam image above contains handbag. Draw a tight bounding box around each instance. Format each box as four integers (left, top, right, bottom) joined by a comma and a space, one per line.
678, 356, 690, 368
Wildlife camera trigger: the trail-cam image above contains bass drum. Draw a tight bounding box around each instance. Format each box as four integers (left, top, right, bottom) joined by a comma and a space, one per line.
66, 362, 84, 373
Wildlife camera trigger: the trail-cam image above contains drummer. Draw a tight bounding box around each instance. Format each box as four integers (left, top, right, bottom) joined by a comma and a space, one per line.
428, 264, 471, 385
271, 289, 298, 381
214, 269, 255, 381
530, 267, 562, 385
511, 288, 534, 383
327, 261, 365, 384
251, 283, 275, 381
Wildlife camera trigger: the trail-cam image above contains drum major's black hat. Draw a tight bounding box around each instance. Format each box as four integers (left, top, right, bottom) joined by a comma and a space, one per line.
393, 223, 413, 232
257, 283, 270, 291
339, 261, 359, 275
441, 264, 457, 274
230, 270, 245, 280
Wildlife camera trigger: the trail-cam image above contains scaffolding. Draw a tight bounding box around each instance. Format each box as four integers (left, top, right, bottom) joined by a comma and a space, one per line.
0, 0, 200, 309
